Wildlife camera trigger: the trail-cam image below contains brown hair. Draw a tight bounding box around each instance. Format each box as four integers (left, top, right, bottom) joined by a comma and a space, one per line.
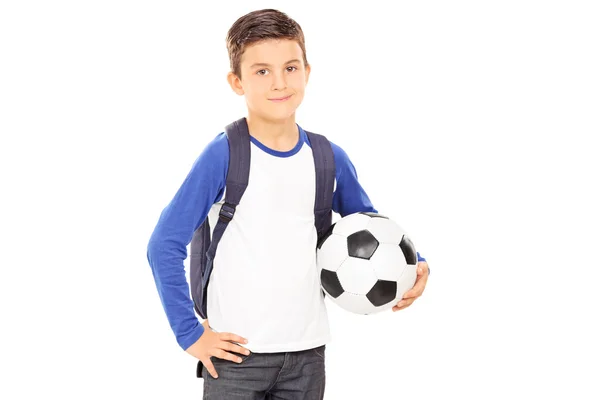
226, 9, 308, 79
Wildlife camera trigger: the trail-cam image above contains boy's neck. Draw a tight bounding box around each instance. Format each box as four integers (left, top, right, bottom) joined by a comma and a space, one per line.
246, 113, 299, 152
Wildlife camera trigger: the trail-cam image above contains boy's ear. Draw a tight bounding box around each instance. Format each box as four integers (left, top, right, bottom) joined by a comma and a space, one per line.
305, 64, 311, 84
227, 71, 244, 95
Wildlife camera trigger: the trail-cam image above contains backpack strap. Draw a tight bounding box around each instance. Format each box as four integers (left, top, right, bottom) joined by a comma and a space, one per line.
305, 131, 336, 241
204, 117, 251, 275
195, 118, 250, 377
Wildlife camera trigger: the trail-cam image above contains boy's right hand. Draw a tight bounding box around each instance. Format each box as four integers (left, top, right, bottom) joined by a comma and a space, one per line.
185, 320, 251, 379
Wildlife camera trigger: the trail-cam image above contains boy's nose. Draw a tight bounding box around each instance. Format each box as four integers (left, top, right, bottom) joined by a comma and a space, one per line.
271, 73, 287, 91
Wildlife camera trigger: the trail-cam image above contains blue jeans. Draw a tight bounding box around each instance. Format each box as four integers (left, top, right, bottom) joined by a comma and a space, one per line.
200, 345, 326, 399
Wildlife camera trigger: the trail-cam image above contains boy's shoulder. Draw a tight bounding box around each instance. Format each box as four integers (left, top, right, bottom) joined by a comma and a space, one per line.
299, 125, 347, 158
323, 137, 351, 166
327, 139, 345, 156
188, 132, 230, 181
203, 131, 229, 152
195, 131, 229, 163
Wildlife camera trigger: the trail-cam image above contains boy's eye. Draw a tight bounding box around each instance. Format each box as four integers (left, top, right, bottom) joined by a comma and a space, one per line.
256, 66, 298, 76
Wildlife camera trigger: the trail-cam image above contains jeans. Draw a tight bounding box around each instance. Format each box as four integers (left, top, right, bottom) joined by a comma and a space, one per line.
200, 344, 326, 399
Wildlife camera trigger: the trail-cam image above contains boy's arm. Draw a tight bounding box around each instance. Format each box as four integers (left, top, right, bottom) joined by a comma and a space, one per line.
146, 133, 229, 351
330, 142, 426, 263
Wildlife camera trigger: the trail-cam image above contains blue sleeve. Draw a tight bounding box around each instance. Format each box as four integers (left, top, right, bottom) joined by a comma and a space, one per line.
330, 141, 377, 217
146, 133, 229, 350
330, 141, 426, 263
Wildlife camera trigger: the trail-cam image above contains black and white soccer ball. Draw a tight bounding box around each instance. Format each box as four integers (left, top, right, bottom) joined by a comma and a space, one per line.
316, 212, 418, 315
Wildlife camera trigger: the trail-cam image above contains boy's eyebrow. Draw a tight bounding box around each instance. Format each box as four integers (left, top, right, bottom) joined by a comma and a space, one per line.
249, 59, 301, 69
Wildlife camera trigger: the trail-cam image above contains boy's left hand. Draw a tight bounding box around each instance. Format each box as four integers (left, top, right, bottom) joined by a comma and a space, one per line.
392, 261, 429, 312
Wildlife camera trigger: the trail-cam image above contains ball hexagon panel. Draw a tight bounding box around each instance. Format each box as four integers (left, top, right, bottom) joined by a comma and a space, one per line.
347, 230, 379, 260
366, 217, 406, 245
366, 280, 397, 307
369, 243, 409, 282
332, 213, 371, 237
336, 257, 378, 295
316, 233, 348, 272
399, 235, 418, 265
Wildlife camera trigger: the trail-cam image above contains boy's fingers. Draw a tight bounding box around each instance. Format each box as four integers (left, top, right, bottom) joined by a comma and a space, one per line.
402, 268, 427, 299
220, 332, 248, 344
396, 297, 416, 309
203, 359, 218, 379
393, 297, 416, 311
417, 265, 428, 275
395, 300, 405, 308
213, 349, 243, 363
403, 280, 426, 299
221, 341, 251, 356
403, 287, 419, 299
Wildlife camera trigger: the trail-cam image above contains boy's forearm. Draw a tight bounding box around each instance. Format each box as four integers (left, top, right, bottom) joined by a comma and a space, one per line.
147, 237, 205, 350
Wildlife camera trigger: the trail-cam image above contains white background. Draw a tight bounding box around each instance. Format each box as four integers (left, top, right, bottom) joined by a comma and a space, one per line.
1, 1, 599, 399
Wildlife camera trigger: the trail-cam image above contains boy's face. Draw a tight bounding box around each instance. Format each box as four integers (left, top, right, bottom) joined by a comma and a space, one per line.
228, 39, 310, 122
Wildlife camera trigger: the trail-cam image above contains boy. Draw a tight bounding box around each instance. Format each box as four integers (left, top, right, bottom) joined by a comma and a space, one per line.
146, 8, 429, 399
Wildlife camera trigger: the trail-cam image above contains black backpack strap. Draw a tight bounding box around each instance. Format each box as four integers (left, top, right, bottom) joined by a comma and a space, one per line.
195, 117, 251, 378
305, 131, 336, 240
204, 117, 251, 287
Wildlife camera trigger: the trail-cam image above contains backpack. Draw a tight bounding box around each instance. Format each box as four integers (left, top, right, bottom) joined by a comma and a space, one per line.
189, 117, 336, 320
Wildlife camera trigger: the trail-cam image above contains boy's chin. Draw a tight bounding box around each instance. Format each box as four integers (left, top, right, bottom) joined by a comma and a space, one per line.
256, 107, 298, 122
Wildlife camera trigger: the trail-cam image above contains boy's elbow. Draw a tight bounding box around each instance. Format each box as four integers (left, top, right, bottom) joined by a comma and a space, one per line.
146, 229, 169, 268
146, 237, 161, 269
146, 232, 187, 269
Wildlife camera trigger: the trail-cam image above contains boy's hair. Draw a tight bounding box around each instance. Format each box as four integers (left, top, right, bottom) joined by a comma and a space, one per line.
226, 9, 308, 79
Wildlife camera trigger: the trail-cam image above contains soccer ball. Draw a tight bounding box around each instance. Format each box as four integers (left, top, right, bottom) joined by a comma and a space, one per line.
316, 212, 418, 315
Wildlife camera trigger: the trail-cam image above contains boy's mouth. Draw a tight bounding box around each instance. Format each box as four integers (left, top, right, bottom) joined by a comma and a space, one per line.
268, 95, 292, 102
